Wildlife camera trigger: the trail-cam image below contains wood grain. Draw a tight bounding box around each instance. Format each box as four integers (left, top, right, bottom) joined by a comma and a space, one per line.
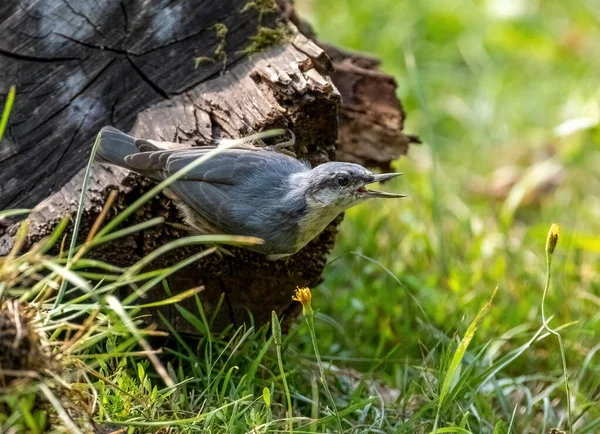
0, 0, 415, 331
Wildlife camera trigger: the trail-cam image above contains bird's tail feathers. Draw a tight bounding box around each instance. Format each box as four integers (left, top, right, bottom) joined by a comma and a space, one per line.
96, 126, 138, 168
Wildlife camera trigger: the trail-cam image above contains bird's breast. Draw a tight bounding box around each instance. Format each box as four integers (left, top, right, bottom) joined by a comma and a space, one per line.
294, 204, 343, 251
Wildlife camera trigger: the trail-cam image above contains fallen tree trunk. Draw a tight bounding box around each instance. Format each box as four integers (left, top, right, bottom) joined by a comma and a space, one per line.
0, 0, 416, 331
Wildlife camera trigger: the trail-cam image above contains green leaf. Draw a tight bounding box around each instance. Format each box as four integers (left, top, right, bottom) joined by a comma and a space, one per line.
137, 363, 145, 382
262, 387, 271, 407
493, 420, 505, 434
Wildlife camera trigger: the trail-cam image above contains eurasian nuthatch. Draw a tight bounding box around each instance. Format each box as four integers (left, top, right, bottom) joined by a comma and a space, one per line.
97, 127, 404, 259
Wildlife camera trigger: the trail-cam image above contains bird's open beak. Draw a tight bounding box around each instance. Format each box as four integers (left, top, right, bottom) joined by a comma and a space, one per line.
363, 173, 406, 198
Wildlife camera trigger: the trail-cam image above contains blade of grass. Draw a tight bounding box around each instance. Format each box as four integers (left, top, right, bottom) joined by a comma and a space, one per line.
0, 85, 16, 141
433, 285, 498, 432
272, 311, 293, 433
41, 259, 92, 293
121, 234, 261, 279
110, 394, 253, 426
135, 286, 205, 309
40, 216, 70, 254
312, 396, 377, 429
85, 190, 118, 245
38, 383, 84, 434
428, 428, 474, 434
51, 131, 103, 311
0, 209, 31, 219
122, 248, 216, 305
69, 259, 124, 272
85, 217, 165, 249
0, 219, 29, 277
106, 295, 174, 387
157, 311, 201, 364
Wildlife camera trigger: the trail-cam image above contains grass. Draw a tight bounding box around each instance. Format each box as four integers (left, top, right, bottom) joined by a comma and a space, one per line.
1, 0, 600, 432
295, 0, 600, 431
0, 85, 15, 142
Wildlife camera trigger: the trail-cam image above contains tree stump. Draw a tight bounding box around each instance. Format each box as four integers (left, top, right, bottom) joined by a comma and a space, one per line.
0, 0, 417, 331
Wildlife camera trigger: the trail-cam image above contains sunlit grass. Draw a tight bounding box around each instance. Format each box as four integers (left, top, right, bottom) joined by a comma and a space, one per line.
297, 0, 600, 431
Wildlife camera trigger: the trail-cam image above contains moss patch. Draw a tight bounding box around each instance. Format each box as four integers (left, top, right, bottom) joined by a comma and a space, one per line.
213, 23, 228, 63
243, 23, 294, 56
194, 23, 228, 69
241, 0, 278, 22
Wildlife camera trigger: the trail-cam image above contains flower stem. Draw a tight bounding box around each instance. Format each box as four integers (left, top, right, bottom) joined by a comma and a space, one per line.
541, 224, 572, 433
304, 307, 343, 433
272, 311, 293, 433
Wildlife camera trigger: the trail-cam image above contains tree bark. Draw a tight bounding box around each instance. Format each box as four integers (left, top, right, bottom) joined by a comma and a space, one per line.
0, 0, 416, 331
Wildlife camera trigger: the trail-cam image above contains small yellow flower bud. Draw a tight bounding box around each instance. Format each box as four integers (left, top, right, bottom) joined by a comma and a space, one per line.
546, 223, 560, 255
292, 287, 313, 317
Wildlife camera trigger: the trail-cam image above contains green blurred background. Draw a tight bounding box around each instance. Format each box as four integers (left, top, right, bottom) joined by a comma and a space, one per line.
295, 0, 600, 385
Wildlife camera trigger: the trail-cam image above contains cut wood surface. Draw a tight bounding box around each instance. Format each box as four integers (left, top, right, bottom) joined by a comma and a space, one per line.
277, 0, 420, 170
0, 0, 416, 331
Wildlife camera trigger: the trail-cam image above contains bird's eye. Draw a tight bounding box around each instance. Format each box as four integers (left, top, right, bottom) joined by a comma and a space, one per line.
337, 175, 349, 187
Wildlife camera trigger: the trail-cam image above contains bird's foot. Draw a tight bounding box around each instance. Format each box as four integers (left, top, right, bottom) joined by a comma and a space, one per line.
263, 129, 297, 157
166, 221, 194, 232
268, 129, 296, 150
266, 253, 293, 264
213, 245, 235, 262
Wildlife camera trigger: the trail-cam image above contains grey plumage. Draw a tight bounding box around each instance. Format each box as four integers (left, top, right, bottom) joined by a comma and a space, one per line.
96, 127, 404, 259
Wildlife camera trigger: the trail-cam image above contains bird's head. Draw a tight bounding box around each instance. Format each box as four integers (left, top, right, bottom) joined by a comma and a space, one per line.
303, 162, 405, 209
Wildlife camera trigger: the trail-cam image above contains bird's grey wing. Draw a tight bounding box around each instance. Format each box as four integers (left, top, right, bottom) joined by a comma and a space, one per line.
123, 148, 307, 236
165, 149, 307, 182
124, 148, 306, 183
124, 147, 217, 172
136, 138, 189, 151
168, 180, 242, 235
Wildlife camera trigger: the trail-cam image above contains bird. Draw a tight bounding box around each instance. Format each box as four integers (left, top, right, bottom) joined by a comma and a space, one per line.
96, 126, 405, 260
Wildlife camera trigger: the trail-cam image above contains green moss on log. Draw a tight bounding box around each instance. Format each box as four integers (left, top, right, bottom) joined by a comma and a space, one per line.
241, 0, 278, 22
194, 23, 228, 69
243, 23, 294, 55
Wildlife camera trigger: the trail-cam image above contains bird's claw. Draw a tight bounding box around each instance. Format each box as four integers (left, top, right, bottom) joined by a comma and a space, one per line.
166, 221, 194, 232
213, 245, 235, 262
259, 129, 297, 157
268, 129, 296, 150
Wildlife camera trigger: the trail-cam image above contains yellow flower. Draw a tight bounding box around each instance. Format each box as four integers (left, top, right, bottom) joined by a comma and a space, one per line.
546, 223, 560, 255
292, 287, 312, 306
